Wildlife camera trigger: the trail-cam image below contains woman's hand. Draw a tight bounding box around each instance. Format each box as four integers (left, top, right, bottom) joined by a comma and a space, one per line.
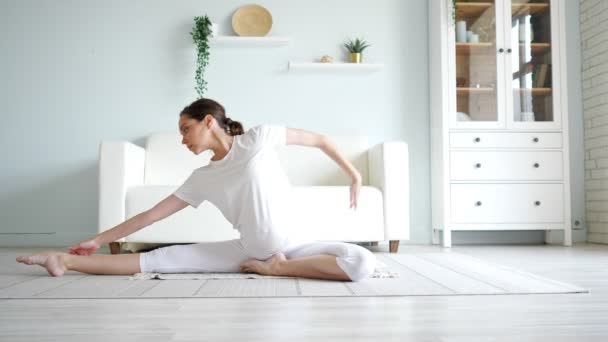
68, 238, 101, 256
350, 174, 362, 210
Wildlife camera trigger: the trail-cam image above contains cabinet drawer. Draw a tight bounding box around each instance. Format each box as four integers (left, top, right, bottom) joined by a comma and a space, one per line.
450, 151, 563, 181
450, 132, 562, 149
450, 184, 564, 224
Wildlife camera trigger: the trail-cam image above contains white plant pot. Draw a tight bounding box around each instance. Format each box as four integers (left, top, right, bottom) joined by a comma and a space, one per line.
210, 23, 219, 38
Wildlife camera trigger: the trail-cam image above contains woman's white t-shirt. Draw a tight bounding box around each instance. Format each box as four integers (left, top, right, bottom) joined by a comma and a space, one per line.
172, 124, 295, 254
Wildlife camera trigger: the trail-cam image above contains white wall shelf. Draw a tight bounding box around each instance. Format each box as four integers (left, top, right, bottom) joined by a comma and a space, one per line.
210, 36, 290, 47
288, 62, 383, 72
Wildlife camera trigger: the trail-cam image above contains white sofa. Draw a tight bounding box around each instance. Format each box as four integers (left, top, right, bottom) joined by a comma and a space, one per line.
98, 131, 410, 254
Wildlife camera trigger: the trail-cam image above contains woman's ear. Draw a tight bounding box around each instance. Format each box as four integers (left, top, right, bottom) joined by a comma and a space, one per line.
203, 114, 214, 128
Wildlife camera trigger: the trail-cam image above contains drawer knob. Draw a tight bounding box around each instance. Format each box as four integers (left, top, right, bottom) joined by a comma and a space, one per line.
475, 201, 482, 206
535, 201, 541, 206
474, 163, 482, 168
474, 137, 481, 143
533, 163, 540, 168
533, 137, 539, 143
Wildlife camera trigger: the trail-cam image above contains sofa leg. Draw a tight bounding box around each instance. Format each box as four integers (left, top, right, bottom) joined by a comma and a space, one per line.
370, 241, 379, 246
109, 242, 122, 255
389, 240, 399, 253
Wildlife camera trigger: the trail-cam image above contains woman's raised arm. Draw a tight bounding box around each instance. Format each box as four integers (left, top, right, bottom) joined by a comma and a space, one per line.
286, 127, 362, 209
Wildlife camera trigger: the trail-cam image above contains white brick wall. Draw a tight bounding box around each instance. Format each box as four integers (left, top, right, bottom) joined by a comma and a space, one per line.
581, 0, 608, 243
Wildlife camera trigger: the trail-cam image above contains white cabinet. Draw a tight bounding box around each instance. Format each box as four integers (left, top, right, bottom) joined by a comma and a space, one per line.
429, 0, 572, 247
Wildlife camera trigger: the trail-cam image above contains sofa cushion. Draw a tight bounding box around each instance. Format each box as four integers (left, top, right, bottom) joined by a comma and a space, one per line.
144, 131, 370, 186
124, 185, 384, 243
125, 185, 239, 243
276, 136, 370, 186
286, 186, 384, 241
144, 132, 213, 186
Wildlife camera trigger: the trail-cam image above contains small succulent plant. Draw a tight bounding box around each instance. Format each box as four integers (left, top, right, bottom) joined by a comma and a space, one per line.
343, 38, 371, 53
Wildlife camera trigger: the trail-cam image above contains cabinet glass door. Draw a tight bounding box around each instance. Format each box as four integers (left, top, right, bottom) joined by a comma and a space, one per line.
454, 0, 503, 125
508, 0, 554, 124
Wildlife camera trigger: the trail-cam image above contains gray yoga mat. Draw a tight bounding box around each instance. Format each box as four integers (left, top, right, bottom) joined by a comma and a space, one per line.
1, 252, 588, 298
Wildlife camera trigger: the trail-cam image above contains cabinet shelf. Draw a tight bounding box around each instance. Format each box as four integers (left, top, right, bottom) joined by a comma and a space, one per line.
455, 2, 492, 18
526, 43, 551, 54
288, 62, 383, 72
456, 43, 550, 55
517, 87, 552, 96
456, 87, 495, 96
512, 3, 550, 16
210, 36, 290, 47
457, 87, 551, 96
456, 42, 493, 55
455, 2, 549, 18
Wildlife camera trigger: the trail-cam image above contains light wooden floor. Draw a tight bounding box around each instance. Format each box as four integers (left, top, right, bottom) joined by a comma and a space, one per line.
1, 243, 607, 341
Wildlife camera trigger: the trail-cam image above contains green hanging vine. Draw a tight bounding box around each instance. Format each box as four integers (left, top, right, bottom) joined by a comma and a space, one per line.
452, 0, 457, 24
190, 15, 212, 98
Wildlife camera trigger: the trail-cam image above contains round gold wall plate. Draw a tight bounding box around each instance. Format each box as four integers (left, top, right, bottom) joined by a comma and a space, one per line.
232, 4, 273, 36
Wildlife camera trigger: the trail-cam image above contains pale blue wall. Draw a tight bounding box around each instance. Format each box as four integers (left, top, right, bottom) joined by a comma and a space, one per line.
0, 0, 583, 247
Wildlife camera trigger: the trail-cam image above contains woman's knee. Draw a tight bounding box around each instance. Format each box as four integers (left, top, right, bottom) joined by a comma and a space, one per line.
338, 245, 376, 282
139, 245, 178, 273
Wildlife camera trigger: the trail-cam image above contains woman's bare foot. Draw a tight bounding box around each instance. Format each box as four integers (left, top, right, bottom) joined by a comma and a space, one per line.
16, 251, 69, 277
240, 252, 287, 276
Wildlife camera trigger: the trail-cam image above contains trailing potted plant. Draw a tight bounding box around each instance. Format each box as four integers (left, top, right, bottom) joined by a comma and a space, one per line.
343, 37, 371, 63
190, 15, 213, 98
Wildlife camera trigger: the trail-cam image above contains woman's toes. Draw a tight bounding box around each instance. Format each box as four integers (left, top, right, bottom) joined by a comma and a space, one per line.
16, 255, 44, 265
15, 255, 31, 264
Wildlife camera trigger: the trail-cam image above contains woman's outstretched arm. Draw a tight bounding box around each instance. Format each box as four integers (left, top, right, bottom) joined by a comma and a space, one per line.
18, 195, 190, 276
69, 195, 189, 255
285, 128, 362, 209
96, 194, 189, 243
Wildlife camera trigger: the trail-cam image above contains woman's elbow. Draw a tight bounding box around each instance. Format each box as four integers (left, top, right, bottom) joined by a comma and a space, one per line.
317, 135, 331, 149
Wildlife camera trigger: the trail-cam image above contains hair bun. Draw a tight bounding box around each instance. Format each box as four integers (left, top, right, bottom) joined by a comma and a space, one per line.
224, 117, 233, 125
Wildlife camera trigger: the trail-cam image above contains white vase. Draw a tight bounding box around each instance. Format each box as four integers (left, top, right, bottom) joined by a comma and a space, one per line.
210, 22, 219, 38
514, 111, 522, 122
457, 112, 472, 121
456, 21, 467, 43
521, 111, 535, 122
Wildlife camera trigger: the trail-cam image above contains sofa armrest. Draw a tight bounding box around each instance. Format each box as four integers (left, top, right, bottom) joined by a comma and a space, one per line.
98, 141, 145, 241
368, 141, 410, 241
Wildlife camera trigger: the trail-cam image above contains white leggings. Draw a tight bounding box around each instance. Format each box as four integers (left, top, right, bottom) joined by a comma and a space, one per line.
139, 238, 376, 282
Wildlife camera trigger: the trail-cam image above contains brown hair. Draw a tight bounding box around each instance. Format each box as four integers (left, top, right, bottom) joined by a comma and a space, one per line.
180, 98, 244, 136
